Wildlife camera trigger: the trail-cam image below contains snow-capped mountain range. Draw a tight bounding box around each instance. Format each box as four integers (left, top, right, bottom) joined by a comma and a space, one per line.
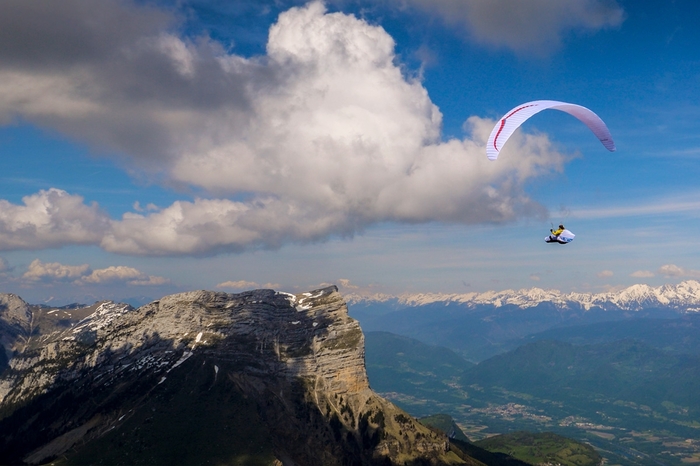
346, 280, 700, 312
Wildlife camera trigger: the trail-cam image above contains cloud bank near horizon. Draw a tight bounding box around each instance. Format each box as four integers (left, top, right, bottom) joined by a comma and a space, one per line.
0, 1, 571, 256
19, 259, 169, 287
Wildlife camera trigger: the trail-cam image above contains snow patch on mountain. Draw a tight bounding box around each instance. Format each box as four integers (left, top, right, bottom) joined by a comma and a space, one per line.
71, 301, 134, 334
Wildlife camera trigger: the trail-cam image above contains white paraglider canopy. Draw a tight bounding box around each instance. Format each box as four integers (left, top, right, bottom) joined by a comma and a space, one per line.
486, 100, 616, 161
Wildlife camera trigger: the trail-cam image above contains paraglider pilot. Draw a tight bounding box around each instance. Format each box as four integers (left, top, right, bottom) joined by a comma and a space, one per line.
545, 224, 575, 244
550, 224, 565, 238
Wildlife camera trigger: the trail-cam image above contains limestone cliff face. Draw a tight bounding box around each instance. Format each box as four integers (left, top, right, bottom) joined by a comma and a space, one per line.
0, 293, 32, 363
0, 287, 467, 465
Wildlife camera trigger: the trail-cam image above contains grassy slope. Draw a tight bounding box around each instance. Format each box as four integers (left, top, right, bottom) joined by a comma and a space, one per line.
419, 414, 471, 442
463, 339, 700, 418
475, 431, 601, 466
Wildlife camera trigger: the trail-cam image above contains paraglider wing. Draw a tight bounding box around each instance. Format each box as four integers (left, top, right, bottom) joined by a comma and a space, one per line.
486, 100, 616, 161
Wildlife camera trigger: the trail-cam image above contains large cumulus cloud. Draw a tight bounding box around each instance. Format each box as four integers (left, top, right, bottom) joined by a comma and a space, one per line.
0, 1, 568, 256
0, 189, 109, 250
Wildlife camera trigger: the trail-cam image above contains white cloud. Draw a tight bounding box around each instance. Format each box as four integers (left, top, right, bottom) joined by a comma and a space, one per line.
0, 2, 568, 256
630, 270, 654, 278
23, 259, 90, 282
658, 264, 700, 278
216, 280, 280, 290
21, 259, 168, 286
79, 265, 169, 286
398, 0, 624, 54
337, 278, 359, 289
0, 189, 109, 250
597, 270, 613, 278
80, 266, 140, 283
217, 280, 259, 289
658, 264, 684, 277
529, 274, 540, 281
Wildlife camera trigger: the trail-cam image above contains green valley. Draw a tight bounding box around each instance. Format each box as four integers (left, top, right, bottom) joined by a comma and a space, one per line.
365, 331, 700, 465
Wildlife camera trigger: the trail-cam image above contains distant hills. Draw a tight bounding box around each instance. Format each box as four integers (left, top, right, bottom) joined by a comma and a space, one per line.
524, 315, 700, 354
466, 339, 700, 418
359, 281, 700, 464
348, 280, 700, 312
365, 330, 700, 465
365, 331, 473, 400
351, 280, 700, 362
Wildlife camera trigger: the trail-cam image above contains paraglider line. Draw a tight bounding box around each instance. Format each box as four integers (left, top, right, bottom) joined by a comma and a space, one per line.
493, 104, 537, 151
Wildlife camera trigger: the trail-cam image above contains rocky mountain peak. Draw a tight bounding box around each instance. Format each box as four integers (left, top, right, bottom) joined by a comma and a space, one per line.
0, 293, 32, 328
0, 286, 463, 465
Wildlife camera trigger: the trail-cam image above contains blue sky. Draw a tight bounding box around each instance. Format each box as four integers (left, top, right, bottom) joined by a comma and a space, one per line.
1, 0, 700, 304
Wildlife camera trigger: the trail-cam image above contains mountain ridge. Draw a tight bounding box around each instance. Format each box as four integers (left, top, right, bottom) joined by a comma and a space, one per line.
0, 287, 472, 465
346, 280, 700, 312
